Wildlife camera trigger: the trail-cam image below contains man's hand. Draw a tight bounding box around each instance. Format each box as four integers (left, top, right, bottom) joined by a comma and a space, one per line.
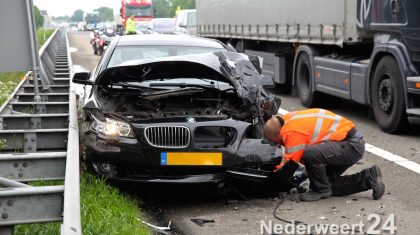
273, 157, 289, 172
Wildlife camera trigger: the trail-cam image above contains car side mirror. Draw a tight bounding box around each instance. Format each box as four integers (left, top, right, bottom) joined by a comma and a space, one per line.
72, 72, 93, 85
261, 75, 275, 89
179, 23, 187, 28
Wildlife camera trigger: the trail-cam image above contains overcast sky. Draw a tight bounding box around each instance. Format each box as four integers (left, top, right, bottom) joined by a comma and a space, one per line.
34, 0, 119, 17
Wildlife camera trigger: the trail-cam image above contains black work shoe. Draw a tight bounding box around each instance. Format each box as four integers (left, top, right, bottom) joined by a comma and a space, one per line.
298, 189, 332, 202
369, 165, 385, 200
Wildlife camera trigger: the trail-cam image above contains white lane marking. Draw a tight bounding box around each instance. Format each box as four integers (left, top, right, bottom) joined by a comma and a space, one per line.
278, 108, 420, 175
68, 47, 78, 53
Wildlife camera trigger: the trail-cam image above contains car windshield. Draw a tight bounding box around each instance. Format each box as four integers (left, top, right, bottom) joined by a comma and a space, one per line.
107, 45, 226, 68
125, 5, 153, 17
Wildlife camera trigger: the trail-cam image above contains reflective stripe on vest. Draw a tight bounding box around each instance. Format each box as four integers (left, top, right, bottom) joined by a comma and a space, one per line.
285, 144, 307, 154
285, 109, 343, 154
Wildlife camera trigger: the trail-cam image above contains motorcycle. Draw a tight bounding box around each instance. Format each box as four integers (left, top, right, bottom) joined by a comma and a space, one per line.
94, 28, 116, 56
90, 30, 101, 55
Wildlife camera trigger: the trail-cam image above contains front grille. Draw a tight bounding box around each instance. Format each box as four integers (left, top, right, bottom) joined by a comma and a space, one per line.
144, 126, 190, 148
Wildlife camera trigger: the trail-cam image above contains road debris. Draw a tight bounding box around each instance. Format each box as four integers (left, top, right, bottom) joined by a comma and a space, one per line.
317, 216, 327, 220
141, 220, 172, 231
346, 198, 358, 203
226, 199, 239, 205
331, 206, 339, 214
191, 218, 215, 227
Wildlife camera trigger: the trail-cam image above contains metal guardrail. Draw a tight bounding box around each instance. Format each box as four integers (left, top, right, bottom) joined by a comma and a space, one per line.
0, 28, 81, 234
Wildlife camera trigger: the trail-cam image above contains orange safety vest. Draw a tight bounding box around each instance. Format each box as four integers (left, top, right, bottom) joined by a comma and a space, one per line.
278, 108, 355, 166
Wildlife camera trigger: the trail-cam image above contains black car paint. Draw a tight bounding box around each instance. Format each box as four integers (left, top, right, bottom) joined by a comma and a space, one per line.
80, 51, 281, 184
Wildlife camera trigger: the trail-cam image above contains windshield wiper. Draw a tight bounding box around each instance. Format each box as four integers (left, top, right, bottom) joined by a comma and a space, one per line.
149, 82, 215, 90
112, 82, 162, 90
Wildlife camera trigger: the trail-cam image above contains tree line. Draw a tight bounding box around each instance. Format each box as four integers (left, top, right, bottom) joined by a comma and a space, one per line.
51, 0, 195, 22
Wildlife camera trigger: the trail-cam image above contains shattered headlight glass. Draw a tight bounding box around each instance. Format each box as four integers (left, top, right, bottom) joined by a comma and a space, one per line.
90, 116, 135, 138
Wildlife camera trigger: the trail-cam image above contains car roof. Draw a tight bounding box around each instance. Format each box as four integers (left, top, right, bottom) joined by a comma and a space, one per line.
116, 34, 225, 48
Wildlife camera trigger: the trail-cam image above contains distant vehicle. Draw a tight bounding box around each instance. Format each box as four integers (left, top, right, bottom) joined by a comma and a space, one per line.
150, 18, 175, 34
77, 22, 86, 31
114, 0, 154, 32
71, 35, 278, 184
91, 23, 117, 56
175, 9, 196, 35
136, 20, 152, 34
84, 12, 99, 26
86, 23, 96, 31
197, 0, 420, 134
69, 22, 78, 32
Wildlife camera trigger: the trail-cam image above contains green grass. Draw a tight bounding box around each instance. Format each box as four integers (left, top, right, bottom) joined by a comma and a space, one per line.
37, 28, 54, 47
0, 73, 24, 105
15, 174, 149, 235
80, 175, 149, 235
0, 28, 54, 107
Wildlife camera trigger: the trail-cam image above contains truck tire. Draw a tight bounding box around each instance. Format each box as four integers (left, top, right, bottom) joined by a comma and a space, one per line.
371, 56, 407, 133
296, 52, 317, 107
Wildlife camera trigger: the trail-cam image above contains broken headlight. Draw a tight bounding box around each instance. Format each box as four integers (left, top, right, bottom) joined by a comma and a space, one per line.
90, 117, 135, 138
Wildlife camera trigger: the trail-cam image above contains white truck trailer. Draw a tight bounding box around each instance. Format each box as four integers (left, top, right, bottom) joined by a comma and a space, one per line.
197, 0, 420, 133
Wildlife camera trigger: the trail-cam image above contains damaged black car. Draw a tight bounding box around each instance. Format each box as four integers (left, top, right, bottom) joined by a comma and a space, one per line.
73, 51, 283, 184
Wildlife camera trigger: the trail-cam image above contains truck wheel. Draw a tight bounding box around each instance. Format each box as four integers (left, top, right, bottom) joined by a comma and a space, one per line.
296, 52, 317, 107
371, 56, 407, 133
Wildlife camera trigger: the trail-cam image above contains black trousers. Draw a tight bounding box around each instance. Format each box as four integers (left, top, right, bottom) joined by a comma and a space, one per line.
301, 139, 372, 196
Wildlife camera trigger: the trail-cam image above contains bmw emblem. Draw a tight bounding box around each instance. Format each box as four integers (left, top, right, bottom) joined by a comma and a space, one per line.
186, 117, 196, 123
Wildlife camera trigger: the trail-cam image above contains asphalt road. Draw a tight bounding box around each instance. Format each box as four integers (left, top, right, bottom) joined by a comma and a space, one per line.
69, 31, 420, 235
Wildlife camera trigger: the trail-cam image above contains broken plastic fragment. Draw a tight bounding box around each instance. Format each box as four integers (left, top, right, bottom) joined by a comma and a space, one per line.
191, 219, 215, 227
141, 220, 171, 231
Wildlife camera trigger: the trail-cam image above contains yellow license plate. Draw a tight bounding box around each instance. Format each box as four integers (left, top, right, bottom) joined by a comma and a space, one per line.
160, 152, 222, 166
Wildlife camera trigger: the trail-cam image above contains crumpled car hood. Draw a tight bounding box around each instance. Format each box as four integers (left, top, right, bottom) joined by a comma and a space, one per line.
96, 51, 265, 102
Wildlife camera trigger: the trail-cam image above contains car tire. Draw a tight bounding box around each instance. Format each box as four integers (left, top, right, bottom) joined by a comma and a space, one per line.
296, 52, 318, 107
371, 56, 407, 133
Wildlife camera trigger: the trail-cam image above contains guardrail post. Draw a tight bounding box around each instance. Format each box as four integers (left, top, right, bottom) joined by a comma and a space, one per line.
25, 0, 42, 103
